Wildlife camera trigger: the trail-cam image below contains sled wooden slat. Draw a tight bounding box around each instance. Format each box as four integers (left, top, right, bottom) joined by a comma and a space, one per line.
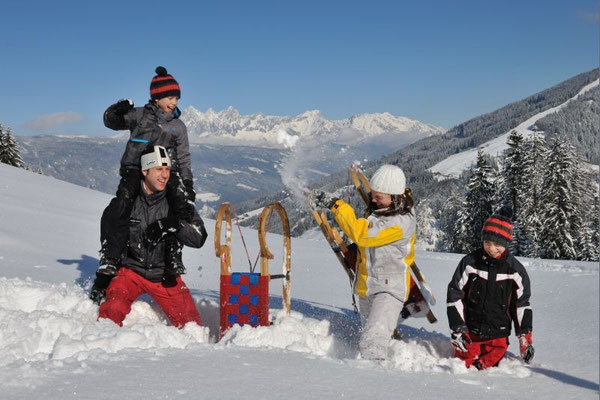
258, 202, 292, 315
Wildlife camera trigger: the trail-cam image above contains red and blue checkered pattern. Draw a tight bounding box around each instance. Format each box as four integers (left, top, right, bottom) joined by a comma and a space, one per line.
220, 272, 269, 336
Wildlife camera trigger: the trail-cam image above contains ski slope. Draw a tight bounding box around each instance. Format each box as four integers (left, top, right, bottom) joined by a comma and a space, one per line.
0, 163, 598, 399
429, 79, 599, 180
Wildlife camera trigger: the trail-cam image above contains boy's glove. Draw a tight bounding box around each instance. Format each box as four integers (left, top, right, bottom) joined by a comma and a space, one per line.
308, 190, 338, 210
89, 272, 114, 305
519, 333, 535, 363
115, 99, 134, 115
450, 326, 472, 352
183, 179, 196, 203
144, 215, 182, 247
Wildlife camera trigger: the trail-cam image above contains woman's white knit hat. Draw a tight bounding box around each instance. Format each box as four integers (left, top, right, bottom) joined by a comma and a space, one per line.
369, 164, 406, 195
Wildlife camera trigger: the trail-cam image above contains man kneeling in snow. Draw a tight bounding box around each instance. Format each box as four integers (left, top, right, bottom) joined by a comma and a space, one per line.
89, 145, 207, 328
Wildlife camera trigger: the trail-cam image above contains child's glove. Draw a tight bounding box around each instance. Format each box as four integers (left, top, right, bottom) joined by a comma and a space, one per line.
308, 190, 338, 210
450, 326, 472, 352
89, 272, 114, 305
183, 179, 196, 203
144, 216, 182, 247
115, 99, 134, 115
519, 333, 535, 363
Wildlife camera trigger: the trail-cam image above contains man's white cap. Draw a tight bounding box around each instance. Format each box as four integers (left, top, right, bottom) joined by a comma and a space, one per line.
141, 145, 171, 171
369, 164, 406, 195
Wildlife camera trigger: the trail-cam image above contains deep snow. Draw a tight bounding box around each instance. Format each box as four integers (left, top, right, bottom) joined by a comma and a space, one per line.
0, 163, 598, 399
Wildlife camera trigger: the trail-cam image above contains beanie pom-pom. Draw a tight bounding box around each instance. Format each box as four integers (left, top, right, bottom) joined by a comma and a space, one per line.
155, 66, 168, 76
497, 205, 513, 220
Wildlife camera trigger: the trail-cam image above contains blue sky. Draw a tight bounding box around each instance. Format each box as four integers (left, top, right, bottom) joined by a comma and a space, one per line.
2, 0, 598, 136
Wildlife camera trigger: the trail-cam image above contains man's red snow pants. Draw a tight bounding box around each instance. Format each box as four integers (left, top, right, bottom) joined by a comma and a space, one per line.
98, 267, 201, 328
455, 332, 509, 370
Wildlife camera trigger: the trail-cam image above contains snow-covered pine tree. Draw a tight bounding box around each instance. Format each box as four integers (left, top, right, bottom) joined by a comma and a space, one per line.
415, 199, 441, 251
590, 192, 600, 260
571, 163, 599, 261
0, 124, 7, 164
461, 149, 496, 252
0, 125, 24, 168
0, 124, 5, 153
517, 130, 547, 258
453, 204, 473, 253
539, 136, 579, 260
500, 130, 525, 255
439, 188, 467, 253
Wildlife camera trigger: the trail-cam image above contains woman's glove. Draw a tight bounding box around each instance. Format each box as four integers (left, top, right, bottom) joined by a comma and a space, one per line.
308, 190, 338, 210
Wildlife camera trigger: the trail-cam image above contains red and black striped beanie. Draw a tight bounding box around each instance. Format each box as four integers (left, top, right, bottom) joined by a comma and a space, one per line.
150, 66, 181, 100
482, 205, 513, 248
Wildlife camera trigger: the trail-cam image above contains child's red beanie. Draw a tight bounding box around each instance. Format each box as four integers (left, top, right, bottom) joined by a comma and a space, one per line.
150, 66, 181, 100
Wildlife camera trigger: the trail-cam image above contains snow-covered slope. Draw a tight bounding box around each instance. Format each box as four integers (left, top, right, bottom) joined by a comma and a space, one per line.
181, 106, 445, 148
429, 79, 600, 180
0, 163, 598, 399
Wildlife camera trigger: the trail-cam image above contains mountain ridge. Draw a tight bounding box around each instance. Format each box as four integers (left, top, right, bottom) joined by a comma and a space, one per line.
181, 106, 445, 147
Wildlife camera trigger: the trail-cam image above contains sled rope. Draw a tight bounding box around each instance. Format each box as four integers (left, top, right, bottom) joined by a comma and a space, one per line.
230, 203, 254, 271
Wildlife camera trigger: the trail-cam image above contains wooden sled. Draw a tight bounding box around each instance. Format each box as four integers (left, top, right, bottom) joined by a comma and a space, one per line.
215, 202, 291, 337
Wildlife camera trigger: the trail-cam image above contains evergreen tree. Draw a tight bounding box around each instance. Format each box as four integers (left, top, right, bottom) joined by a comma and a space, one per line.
0, 124, 5, 153
517, 130, 547, 257
539, 136, 579, 260
0, 126, 24, 168
501, 130, 525, 254
440, 188, 466, 253
591, 192, 600, 260
462, 149, 496, 252
453, 203, 472, 253
572, 167, 599, 261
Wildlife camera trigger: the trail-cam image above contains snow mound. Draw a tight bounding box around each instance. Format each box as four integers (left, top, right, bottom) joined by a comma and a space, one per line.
0, 277, 209, 366
385, 334, 530, 377
220, 309, 333, 356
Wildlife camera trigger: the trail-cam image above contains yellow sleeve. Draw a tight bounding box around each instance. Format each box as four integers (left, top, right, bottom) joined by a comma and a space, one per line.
331, 200, 404, 248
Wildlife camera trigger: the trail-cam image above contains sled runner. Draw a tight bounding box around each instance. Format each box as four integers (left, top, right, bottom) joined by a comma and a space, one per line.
309, 206, 359, 311
215, 202, 291, 337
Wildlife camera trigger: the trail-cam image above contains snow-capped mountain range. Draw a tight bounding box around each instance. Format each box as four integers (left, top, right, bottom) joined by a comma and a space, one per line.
18, 108, 444, 210
181, 106, 445, 147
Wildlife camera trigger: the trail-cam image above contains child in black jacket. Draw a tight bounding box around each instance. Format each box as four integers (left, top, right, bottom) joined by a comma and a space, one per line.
446, 206, 534, 369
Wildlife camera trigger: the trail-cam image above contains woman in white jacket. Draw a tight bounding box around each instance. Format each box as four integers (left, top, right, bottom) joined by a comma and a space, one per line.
310, 165, 416, 360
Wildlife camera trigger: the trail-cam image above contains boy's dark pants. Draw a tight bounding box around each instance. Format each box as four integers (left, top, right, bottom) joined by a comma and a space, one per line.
100, 167, 190, 267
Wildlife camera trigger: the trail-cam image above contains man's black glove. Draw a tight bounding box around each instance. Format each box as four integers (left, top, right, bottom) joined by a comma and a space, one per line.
183, 179, 196, 203
89, 273, 114, 305
144, 215, 182, 247
161, 272, 178, 288
114, 99, 134, 115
